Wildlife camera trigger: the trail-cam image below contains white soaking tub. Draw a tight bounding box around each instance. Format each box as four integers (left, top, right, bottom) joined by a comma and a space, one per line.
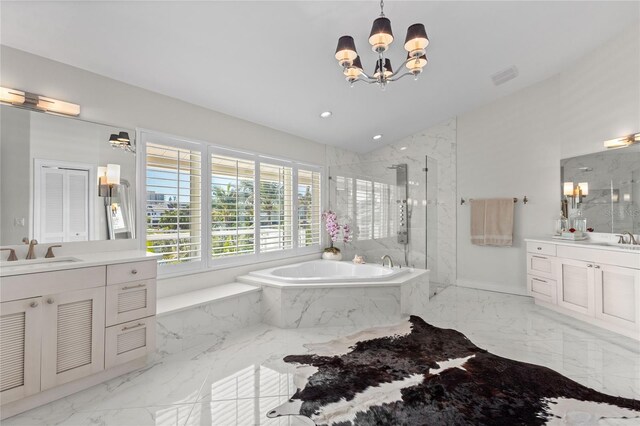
240, 260, 430, 329
249, 260, 408, 284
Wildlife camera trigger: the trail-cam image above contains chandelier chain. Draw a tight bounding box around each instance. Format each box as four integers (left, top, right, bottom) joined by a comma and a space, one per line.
379, 0, 385, 17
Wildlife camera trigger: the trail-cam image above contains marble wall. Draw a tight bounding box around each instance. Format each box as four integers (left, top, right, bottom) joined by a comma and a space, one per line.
326, 118, 457, 286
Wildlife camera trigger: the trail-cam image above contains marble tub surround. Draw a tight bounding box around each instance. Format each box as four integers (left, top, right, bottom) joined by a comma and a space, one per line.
156, 289, 262, 357
5, 287, 639, 426
239, 268, 429, 329
326, 117, 457, 286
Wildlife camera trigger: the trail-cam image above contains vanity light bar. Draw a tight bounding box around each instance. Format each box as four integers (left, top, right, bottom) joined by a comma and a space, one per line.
0, 86, 80, 117
604, 132, 639, 149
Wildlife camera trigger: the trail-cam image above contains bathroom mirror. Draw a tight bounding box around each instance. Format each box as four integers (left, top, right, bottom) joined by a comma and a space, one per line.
0, 105, 136, 245
560, 144, 640, 234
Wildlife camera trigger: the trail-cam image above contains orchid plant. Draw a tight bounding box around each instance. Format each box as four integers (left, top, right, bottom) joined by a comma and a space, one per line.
321, 210, 351, 253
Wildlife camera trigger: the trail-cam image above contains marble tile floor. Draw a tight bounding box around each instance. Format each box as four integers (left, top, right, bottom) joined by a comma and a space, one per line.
5, 286, 639, 426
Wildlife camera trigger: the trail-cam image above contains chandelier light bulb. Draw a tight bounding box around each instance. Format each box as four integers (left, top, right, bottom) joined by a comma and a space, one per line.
404, 23, 429, 57
405, 53, 428, 74
369, 17, 394, 52
335, 36, 358, 67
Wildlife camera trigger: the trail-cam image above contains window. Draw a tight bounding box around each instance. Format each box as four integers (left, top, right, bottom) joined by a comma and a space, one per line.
259, 163, 293, 252
335, 174, 396, 241
145, 142, 202, 266
297, 169, 321, 247
142, 132, 322, 274
211, 154, 255, 258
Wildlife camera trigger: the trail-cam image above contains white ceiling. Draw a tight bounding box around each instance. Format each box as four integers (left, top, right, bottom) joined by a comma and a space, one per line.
1, 1, 638, 152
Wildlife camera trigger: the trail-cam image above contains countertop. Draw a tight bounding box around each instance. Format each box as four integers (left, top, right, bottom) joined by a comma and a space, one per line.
525, 236, 640, 254
0, 250, 159, 278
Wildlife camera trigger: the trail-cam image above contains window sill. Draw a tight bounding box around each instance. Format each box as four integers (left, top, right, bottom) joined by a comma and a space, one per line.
156, 249, 322, 280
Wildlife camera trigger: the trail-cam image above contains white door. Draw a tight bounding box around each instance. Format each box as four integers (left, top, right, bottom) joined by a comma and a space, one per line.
0, 298, 42, 404
594, 263, 640, 332
66, 169, 89, 241
558, 258, 595, 317
37, 164, 91, 243
40, 287, 105, 390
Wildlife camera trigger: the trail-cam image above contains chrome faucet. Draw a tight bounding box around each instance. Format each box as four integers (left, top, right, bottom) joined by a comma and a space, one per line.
381, 254, 394, 268
22, 238, 38, 259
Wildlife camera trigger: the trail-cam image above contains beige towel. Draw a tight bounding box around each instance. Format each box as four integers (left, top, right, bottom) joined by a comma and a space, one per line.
470, 198, 514, 246
470, 199, 486, 246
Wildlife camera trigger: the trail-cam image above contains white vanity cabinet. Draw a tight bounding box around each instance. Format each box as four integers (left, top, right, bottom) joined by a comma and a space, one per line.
40, 286, 106, 390
0, 254, 157, 419
525, 238, 640, 340
557, 258, 595, 317
0, 297, 42, 404
594, 263, 640, 329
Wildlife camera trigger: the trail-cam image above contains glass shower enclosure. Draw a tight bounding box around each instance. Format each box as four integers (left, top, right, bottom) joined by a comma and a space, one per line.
328, 156, 437, 273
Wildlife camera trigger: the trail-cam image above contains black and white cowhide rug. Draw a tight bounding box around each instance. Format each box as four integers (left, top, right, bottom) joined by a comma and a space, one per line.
267, 316, 639, 425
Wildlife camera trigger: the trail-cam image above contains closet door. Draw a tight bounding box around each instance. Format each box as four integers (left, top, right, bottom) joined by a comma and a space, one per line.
40, 168, 66, 243
38, 166, 90, 243
66, 169, 89, 241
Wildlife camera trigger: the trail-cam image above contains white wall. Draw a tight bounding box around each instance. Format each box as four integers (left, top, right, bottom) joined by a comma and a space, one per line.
0, 46, 328, 297
456, 25, 640, 294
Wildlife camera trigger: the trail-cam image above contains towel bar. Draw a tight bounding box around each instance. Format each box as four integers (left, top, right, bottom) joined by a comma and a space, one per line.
461, 196, 528, 205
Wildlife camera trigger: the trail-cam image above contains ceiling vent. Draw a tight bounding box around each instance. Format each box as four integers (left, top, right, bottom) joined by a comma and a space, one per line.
491, 66, 519, 86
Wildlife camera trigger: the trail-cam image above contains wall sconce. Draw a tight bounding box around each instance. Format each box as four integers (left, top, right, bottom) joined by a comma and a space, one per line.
0, 86, 80, 116
98, 164, 121, 197
109, 131, 135, 153
604, 132, 639, 149
563, 181, 588, 208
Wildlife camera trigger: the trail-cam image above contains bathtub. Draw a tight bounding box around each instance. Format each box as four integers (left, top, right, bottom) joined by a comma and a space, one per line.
249, 260, 409, 284
240, 260, 429, 329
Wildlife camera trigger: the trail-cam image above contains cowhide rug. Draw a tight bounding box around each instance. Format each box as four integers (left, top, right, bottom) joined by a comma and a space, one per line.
267, 316, 640, 425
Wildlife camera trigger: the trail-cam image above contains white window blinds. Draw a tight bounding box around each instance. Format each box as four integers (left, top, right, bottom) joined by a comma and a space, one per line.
146, 143, 202, 265
211, 154, 256, 258
259, 163, 293, 252
356, 179, 373, 240
298, 169, 321, 247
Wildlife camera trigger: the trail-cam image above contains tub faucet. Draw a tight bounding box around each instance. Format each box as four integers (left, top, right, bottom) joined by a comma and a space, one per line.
23, 238, 38, 259
381, 254, 394, 268
623, 232, 638, 245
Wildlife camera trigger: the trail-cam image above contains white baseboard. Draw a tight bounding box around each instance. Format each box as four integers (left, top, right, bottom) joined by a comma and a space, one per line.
455, 278, 529, 297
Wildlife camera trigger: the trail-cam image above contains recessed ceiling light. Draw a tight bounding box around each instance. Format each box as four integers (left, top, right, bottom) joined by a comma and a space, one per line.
400, 146, 407, 151
372, 134, 383, 140
320, 111, 332, 118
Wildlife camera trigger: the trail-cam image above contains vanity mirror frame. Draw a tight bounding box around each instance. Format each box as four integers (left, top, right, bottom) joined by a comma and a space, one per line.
0, 104, 138, 246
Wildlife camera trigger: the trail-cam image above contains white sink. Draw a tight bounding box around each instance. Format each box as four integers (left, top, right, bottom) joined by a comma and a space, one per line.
0, 257, 82, 274
589, 242, 640, 251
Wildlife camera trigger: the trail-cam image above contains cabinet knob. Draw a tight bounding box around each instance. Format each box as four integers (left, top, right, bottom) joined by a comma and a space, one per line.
46, 298, 55, 304
131, 269, 138, 275
30, 301, 38, 308
537, 247, 542, 250
594, 265, 601, 269
587, 264, 593, 268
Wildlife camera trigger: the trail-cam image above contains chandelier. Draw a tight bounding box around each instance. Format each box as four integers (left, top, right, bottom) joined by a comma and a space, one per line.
334, 0, 429, 89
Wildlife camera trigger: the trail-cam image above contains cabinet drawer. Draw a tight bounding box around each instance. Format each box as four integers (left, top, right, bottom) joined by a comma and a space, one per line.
105, 280, 156, 326
527, 242, 556, 256
105, 317, 155, 369
527, 253, 557, 279
107, 260, 157, 285
527, 275, 557, 304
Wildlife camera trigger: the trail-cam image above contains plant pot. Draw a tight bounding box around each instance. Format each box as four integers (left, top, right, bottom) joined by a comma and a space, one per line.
322, 250, 343, 261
